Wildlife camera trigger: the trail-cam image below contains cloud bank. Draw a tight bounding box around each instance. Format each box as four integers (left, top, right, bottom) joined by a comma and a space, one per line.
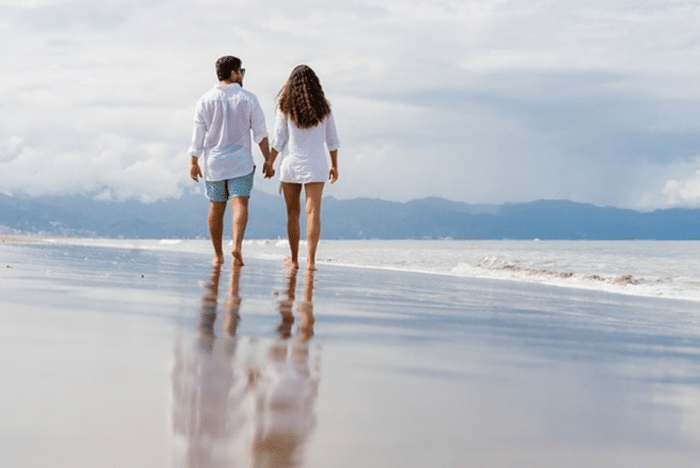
1, 0, 700, 209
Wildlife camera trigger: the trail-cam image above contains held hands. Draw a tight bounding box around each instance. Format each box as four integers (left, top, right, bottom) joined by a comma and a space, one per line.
262, 160, 276, 179
264, 147, 278, 179
329, 166, 338, 184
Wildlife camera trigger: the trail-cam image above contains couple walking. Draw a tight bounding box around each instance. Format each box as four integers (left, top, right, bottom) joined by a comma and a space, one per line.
188, 56, 340, 270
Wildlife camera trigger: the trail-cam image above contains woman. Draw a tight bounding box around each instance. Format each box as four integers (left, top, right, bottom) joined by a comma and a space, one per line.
265, 65, 340, 270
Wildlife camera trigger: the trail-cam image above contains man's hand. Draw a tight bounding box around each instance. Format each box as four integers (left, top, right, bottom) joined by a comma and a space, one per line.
190, 160, 202, 182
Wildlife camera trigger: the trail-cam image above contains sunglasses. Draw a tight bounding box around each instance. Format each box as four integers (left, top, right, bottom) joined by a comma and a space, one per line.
238, 68, 246, 76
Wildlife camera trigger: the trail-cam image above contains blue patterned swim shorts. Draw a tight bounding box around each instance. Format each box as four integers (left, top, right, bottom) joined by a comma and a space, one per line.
205, 168, 255, 202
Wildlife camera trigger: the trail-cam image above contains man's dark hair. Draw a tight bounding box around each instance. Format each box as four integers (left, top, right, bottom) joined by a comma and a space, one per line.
216, 56, 242, 81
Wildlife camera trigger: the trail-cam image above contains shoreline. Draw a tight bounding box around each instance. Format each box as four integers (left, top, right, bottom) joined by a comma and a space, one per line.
4, 235, 699, 304
1, 234, 50, 243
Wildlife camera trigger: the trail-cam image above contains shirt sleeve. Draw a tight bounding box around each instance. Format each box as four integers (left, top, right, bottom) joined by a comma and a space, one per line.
249, 96, 268, 145
187, 98, 208, 157
325, 111, 340, 151
270, 109, 289, 152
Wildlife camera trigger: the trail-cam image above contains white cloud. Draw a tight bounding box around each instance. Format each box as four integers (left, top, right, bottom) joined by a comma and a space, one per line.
661, 162, 700, 208
0, 133, 186, 201
1, 0, 700, 208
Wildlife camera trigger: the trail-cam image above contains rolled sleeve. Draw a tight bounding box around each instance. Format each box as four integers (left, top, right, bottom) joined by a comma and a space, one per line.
271, 109, 289, 152
325, 111, 340, 151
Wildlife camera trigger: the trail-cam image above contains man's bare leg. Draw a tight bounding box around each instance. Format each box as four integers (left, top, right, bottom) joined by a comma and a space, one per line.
208, 201, 227, 265
223, 263, 242, 336
304, 182, 325, 271
230, 196, 249, 266
282, 182, 302, 269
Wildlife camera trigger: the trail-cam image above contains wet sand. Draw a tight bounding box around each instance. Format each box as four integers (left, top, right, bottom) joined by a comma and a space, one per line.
2, 238, 700, 467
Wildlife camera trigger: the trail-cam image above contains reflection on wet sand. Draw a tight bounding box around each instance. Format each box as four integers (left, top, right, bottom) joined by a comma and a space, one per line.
170, 266, 320, 468
170, 264, 245, 467
250, 268, 319, 468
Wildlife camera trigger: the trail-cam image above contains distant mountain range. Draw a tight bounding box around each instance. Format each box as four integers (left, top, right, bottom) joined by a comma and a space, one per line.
1, 191, 699, 240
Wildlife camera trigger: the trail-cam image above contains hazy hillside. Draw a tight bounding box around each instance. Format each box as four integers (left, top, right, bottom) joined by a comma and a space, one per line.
1, 191, 699, 240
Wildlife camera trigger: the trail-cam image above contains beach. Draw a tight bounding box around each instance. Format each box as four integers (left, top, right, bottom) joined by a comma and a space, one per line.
2, 237, 700, 467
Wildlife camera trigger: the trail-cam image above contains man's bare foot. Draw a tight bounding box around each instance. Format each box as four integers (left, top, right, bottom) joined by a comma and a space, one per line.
213, 254, 225, 266
283, 257, 299, 269
306, 262, 317, 271
232, 250, 245, 267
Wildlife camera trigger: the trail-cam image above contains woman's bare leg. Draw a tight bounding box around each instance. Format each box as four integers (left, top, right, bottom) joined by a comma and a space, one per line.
282, 183, 303, 268
304, 182, 325, 270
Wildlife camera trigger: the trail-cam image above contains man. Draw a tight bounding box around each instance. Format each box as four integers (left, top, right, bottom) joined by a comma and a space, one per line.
189, 56, 273, 266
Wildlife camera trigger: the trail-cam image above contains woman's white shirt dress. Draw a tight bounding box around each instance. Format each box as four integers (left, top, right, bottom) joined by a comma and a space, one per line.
271, 109, 340, 184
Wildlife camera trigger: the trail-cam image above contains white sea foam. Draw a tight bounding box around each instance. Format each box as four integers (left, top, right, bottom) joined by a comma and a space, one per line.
158, 239, 182, 245
292, 240, 700, 303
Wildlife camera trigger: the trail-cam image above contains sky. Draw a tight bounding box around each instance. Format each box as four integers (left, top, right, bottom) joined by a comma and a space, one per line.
2, 0, 700, 210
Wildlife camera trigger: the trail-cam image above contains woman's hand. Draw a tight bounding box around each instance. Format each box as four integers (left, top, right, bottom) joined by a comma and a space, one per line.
329, 166, 338, 184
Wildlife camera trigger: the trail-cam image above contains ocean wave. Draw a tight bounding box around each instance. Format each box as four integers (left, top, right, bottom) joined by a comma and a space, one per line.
455, 257, 647, 290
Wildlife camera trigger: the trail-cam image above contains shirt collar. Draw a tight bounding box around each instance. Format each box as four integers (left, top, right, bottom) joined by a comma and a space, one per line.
217, 82, 241, 89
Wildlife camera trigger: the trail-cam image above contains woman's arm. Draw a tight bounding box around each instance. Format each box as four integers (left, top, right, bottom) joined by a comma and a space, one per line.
328, 149, 338, 183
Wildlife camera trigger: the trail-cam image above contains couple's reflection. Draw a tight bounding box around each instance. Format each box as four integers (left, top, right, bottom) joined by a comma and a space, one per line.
250, 268, 319, 467
170, 264, 319, 468
276, 267, 314, 340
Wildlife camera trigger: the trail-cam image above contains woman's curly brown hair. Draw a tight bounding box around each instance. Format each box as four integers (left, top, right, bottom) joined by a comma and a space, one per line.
277, 65, 331, 129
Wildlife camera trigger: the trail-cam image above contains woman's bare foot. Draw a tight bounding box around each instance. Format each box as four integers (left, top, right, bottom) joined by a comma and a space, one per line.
232, 250, 245, 267
306, 262, 316, 271
283, 257, 299, 269
213, 254, 225, 266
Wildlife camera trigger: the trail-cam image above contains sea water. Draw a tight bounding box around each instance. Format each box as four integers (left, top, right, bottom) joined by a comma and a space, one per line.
48, 238, 700, 303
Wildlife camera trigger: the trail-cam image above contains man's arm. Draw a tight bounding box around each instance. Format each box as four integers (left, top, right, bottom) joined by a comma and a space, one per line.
258, 137, 275, 178
188, 98, 207, 183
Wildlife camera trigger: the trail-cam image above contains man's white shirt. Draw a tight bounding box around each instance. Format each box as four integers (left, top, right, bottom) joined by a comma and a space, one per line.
188, 83, 267, 181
